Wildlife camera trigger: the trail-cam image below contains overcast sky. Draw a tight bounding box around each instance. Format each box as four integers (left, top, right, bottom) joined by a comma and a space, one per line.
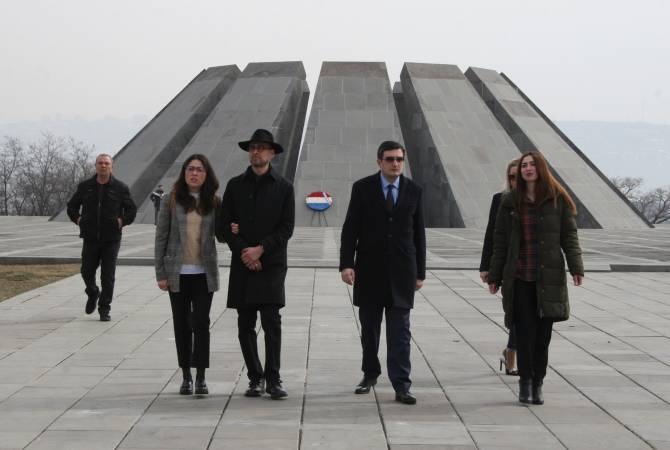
1, 0, 668, 125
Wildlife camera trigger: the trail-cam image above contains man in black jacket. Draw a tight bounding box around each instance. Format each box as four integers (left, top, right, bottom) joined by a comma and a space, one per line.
67, 154, 136, 321
340, 141, 426, 405
218, 129, 295, 400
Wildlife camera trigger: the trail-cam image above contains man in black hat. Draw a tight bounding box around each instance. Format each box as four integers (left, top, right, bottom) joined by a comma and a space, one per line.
217, 129, 295, 399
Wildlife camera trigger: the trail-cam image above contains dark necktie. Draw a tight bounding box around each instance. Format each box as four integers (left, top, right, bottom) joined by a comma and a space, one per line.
385, 185, 394, 211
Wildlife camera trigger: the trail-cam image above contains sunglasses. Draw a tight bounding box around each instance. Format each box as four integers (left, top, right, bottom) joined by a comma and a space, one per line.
508, 174, 517, 180
383, 156, 404, 163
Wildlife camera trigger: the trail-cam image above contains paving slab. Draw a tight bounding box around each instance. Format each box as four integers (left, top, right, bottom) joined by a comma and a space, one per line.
1, 217, 670, 449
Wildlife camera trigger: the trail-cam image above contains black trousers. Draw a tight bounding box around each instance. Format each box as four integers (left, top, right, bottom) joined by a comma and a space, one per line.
513, 279, 553, 382
168, 274, 213, 369
359, 305, 412, 393
237, 305, 282, 383
81, 239, 121, 314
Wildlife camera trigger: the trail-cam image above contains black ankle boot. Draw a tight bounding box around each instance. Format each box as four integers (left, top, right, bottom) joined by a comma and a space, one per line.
180, 368, 193, 395
532, 380, 544, 405
195, 368, 208, 395
518, 379, 532, 404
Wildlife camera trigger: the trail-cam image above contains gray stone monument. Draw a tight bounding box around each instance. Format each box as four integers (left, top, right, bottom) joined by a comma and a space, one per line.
397, 63, 521, 228
135, 61, 309, 223
465, 67, 650, 229
293, 62, 406, 227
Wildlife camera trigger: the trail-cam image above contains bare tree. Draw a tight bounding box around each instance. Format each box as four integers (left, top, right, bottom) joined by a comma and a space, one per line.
2, 133, 95, 216
611, 176, 670, 224
0, 137, 24, 215
610, 176, 644, 198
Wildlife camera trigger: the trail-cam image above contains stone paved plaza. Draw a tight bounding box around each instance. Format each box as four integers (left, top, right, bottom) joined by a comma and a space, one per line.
1, 218, 670, 449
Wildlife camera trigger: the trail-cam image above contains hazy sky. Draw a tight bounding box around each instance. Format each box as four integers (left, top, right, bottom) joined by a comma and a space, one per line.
1, 0, 668, 125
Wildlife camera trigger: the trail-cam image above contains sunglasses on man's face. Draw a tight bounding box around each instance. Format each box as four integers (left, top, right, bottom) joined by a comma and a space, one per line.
383, 156, 404, 163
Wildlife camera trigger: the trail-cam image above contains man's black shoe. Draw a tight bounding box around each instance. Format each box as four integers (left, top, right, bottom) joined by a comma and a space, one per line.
395, 391, 417, 405
179, 379, 193, 395
99, 312, 111, 322
85, 288, 100, 314
354, 377, 377, 394
244, 380, 264, 397
195, 380, 209, 395
266, 381, 288, 399
531, 380, 544, 405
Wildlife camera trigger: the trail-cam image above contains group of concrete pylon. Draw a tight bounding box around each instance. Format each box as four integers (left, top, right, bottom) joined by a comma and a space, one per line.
54, 61, 650, 229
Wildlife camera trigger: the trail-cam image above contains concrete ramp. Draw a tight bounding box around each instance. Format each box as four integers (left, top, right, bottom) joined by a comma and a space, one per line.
465, 67, 650, 229
136, 62, 309, 223
397, 63, 521, 228
294, 62, 405, 227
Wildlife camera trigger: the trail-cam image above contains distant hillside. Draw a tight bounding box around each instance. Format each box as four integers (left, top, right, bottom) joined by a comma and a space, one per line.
557, 121, 670, 189
1, 116, 667, 189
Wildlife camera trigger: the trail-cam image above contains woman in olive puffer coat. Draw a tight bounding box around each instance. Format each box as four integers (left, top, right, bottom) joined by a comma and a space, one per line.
488, 151, 584, 406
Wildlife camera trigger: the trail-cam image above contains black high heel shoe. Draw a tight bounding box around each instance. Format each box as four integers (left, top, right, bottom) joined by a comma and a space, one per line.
500, 348, 519, 376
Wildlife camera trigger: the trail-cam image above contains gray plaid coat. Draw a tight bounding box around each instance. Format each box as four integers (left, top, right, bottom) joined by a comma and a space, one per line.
154, 192, 220, 293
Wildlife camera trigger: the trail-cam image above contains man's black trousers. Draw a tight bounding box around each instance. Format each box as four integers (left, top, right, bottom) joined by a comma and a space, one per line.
359, 305, 412, 393
237, 305, 282, 384
168, 274, 213, 369
81, 239, 121, 314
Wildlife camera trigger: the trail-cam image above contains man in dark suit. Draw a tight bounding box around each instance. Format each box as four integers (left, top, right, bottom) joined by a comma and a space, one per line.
340, 141, 426, 405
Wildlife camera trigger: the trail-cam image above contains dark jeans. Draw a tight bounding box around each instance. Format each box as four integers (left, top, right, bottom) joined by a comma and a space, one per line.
81, 239, 121, 314
513, 279, 553, 382
359, 305, 412, 393
237, 305, 282, 383
168, 274, 213, 369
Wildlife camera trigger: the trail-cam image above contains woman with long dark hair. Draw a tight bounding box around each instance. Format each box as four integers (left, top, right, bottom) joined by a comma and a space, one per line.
480, 158, 519, 376
487, 151, 584, 405
155, 154, 221, 395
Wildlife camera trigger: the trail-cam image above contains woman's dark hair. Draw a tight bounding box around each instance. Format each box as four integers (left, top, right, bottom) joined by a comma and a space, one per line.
171, 154, 219, 214
515, 151, 576, 215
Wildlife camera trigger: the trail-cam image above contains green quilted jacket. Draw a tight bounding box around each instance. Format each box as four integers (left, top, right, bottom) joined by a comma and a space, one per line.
488, 191, 584, 328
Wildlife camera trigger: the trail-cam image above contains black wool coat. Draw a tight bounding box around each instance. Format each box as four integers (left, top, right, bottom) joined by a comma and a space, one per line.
218, 166, 295, 308
66, 175, 137, 242
340, 173, 426, 309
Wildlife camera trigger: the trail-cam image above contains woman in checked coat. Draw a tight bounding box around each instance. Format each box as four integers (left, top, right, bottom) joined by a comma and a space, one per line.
154, 154, 222, 396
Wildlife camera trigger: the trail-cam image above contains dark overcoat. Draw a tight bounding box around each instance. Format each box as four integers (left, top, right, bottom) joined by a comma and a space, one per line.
339, 173, 426, 309
218, 166, 294, 308
487, 191, 584, 328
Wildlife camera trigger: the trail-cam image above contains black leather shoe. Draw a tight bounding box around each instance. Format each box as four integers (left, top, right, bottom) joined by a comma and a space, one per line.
195, 380, 208, 395
519, 379, 532, 404
85, 288, 100, 314
354, 377, 377, 394
532, 380, 544, 405
244, 379, 264, 397
395, 391, 417, 405
179, 379, 193, 395
99, 312, 111, 322
266, 381, 288, 399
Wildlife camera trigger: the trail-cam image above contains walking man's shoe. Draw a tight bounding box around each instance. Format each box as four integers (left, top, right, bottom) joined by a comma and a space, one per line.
531, 380, 544, 405
85, 288, 100, 314
394, 391, 417, 405
266, 381, 288, 399
244, 379, 264, 397
354, 377, 377, 394
99, 312, 111, 322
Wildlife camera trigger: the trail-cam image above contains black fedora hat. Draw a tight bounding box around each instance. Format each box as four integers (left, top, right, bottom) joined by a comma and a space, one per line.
238, 129, 284, 154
